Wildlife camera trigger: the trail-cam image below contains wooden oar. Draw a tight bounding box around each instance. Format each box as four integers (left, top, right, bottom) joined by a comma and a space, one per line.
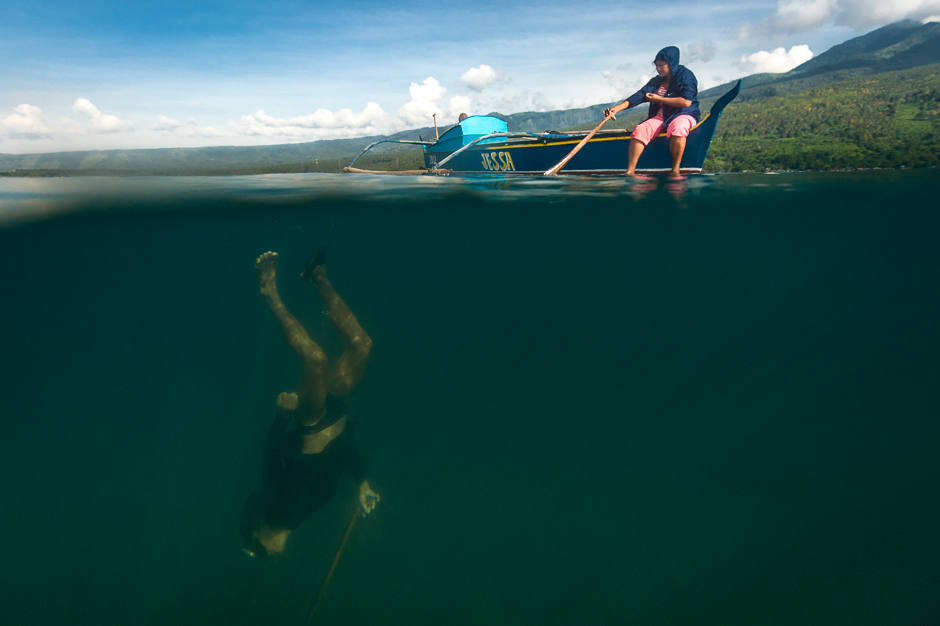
543, 113, 615, 175
303, 507, 361, 625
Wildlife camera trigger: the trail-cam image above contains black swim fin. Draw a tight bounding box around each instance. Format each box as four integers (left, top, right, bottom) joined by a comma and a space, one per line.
301, 222, 333, 281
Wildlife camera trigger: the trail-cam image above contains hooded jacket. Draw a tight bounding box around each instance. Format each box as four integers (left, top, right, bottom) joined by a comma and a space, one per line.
624, 46, 700, 125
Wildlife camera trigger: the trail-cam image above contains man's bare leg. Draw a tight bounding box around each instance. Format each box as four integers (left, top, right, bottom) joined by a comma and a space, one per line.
303, 250, 373, 398
625, 137, 646, 175
669, 136, 687, 176
256, 252, 327, 424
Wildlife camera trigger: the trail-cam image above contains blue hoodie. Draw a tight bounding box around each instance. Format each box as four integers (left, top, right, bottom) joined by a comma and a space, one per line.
624, 46, 700, 124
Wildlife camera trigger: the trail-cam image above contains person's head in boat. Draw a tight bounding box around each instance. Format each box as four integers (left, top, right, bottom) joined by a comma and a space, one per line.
458, 112, 468, 122
653, 46, 681, 80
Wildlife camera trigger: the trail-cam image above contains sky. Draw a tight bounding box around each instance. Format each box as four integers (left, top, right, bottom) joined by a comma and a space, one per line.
2, 0, 939, 154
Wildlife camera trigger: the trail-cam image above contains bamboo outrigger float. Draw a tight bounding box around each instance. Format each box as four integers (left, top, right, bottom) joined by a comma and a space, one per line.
345, 80, 740, 176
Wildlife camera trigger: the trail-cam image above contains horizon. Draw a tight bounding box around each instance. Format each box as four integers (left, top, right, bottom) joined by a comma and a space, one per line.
3, 1, 940, 155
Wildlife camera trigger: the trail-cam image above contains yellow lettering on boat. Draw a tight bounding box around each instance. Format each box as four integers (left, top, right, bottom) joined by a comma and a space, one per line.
480, 151, 515, 171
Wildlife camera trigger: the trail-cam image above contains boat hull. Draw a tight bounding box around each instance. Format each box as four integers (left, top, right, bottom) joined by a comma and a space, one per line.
425, 130, 705, 174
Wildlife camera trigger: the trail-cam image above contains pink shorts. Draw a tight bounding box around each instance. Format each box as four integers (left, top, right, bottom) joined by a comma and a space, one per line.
631, 114, 697, 145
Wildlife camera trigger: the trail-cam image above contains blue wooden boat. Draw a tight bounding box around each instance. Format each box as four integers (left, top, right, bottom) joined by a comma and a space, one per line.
346, 80, 740, 175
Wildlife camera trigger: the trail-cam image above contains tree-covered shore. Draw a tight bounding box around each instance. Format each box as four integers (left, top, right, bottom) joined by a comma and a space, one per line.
704, 64, 940, 172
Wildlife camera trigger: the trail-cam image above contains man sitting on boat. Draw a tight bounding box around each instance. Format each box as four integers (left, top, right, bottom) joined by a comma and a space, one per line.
604, 46, 700, 176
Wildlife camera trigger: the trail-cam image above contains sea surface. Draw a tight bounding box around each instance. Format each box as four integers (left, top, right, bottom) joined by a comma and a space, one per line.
1, 171, 938, 626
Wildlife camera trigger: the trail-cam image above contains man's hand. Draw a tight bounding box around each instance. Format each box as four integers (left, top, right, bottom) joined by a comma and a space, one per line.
359, 481, 380, 517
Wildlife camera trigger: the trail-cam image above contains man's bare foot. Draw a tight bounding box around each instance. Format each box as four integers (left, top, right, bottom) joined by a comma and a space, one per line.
277, 392, 299, 411
256, 251, 279, 299
306, 264, 328, 286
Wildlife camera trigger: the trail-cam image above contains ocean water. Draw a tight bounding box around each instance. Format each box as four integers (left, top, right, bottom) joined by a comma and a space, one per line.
0, 171, 938, 626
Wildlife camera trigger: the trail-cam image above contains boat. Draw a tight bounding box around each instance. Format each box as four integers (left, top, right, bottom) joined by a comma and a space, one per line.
346, 80, 740, 176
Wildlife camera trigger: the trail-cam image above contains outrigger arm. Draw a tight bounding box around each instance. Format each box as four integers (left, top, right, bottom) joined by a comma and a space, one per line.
430, 132, 544, 171
346, 139, 436, 170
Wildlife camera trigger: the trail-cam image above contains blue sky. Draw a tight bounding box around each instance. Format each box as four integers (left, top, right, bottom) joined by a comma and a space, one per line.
2, 0, 939, 153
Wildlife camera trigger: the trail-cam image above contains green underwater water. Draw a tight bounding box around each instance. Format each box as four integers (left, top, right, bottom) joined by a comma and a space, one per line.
0, 171, 938, 625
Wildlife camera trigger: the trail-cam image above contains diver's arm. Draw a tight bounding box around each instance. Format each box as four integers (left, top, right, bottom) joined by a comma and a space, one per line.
261, 393, 296, 486
264, 393, 296, 451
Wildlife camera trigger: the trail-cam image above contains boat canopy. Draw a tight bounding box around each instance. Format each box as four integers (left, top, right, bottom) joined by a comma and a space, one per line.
433, 115, 509, 152
458, 115, 508, 135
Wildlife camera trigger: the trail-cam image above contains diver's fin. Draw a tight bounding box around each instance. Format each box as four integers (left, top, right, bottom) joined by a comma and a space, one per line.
301, 222, 334, 281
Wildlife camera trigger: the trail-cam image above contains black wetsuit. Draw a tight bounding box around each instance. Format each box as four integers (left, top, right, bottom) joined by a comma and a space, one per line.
241, 404, 366, 552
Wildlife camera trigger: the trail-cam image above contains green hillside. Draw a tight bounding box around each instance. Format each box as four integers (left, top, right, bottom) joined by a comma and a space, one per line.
704, 64, 940, 172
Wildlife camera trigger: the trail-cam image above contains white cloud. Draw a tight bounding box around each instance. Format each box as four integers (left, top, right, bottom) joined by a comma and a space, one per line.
179, 120, 229, 139
1, 104, 53, 137
601, 70, 629, 98
396, 77, 446, 126
459, 65, 501, 90
2, 99, 133, 140
492, 90, 555, 113
531, 93, 555, 112
685, 42, 717, 63
602, 63, 653, 100
151, 115, 180, 131
228, 102, 392, 139
761, 0, 940, 35
447, 96, 473, 119
769, 0, 835, 34
835, 0, 940, 29
72, 98, 134, 132
739, 44, 814, 73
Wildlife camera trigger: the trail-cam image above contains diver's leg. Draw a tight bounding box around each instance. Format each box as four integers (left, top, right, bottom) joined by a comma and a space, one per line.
256, 252, 327, 423
303, 254, 373, 397
669, 136, 687, 175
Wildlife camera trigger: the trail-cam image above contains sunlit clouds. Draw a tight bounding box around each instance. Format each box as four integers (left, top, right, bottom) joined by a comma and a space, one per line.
1, 104, 53, 138
602, 64, 652, 101
396, 78, 447, 127
72, 98, 134, 133
1, 99, 132, 141
459, 65, 503, 90
744, 0, 940, 37
739, 44, 815, 73
236, 103, 391, 138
